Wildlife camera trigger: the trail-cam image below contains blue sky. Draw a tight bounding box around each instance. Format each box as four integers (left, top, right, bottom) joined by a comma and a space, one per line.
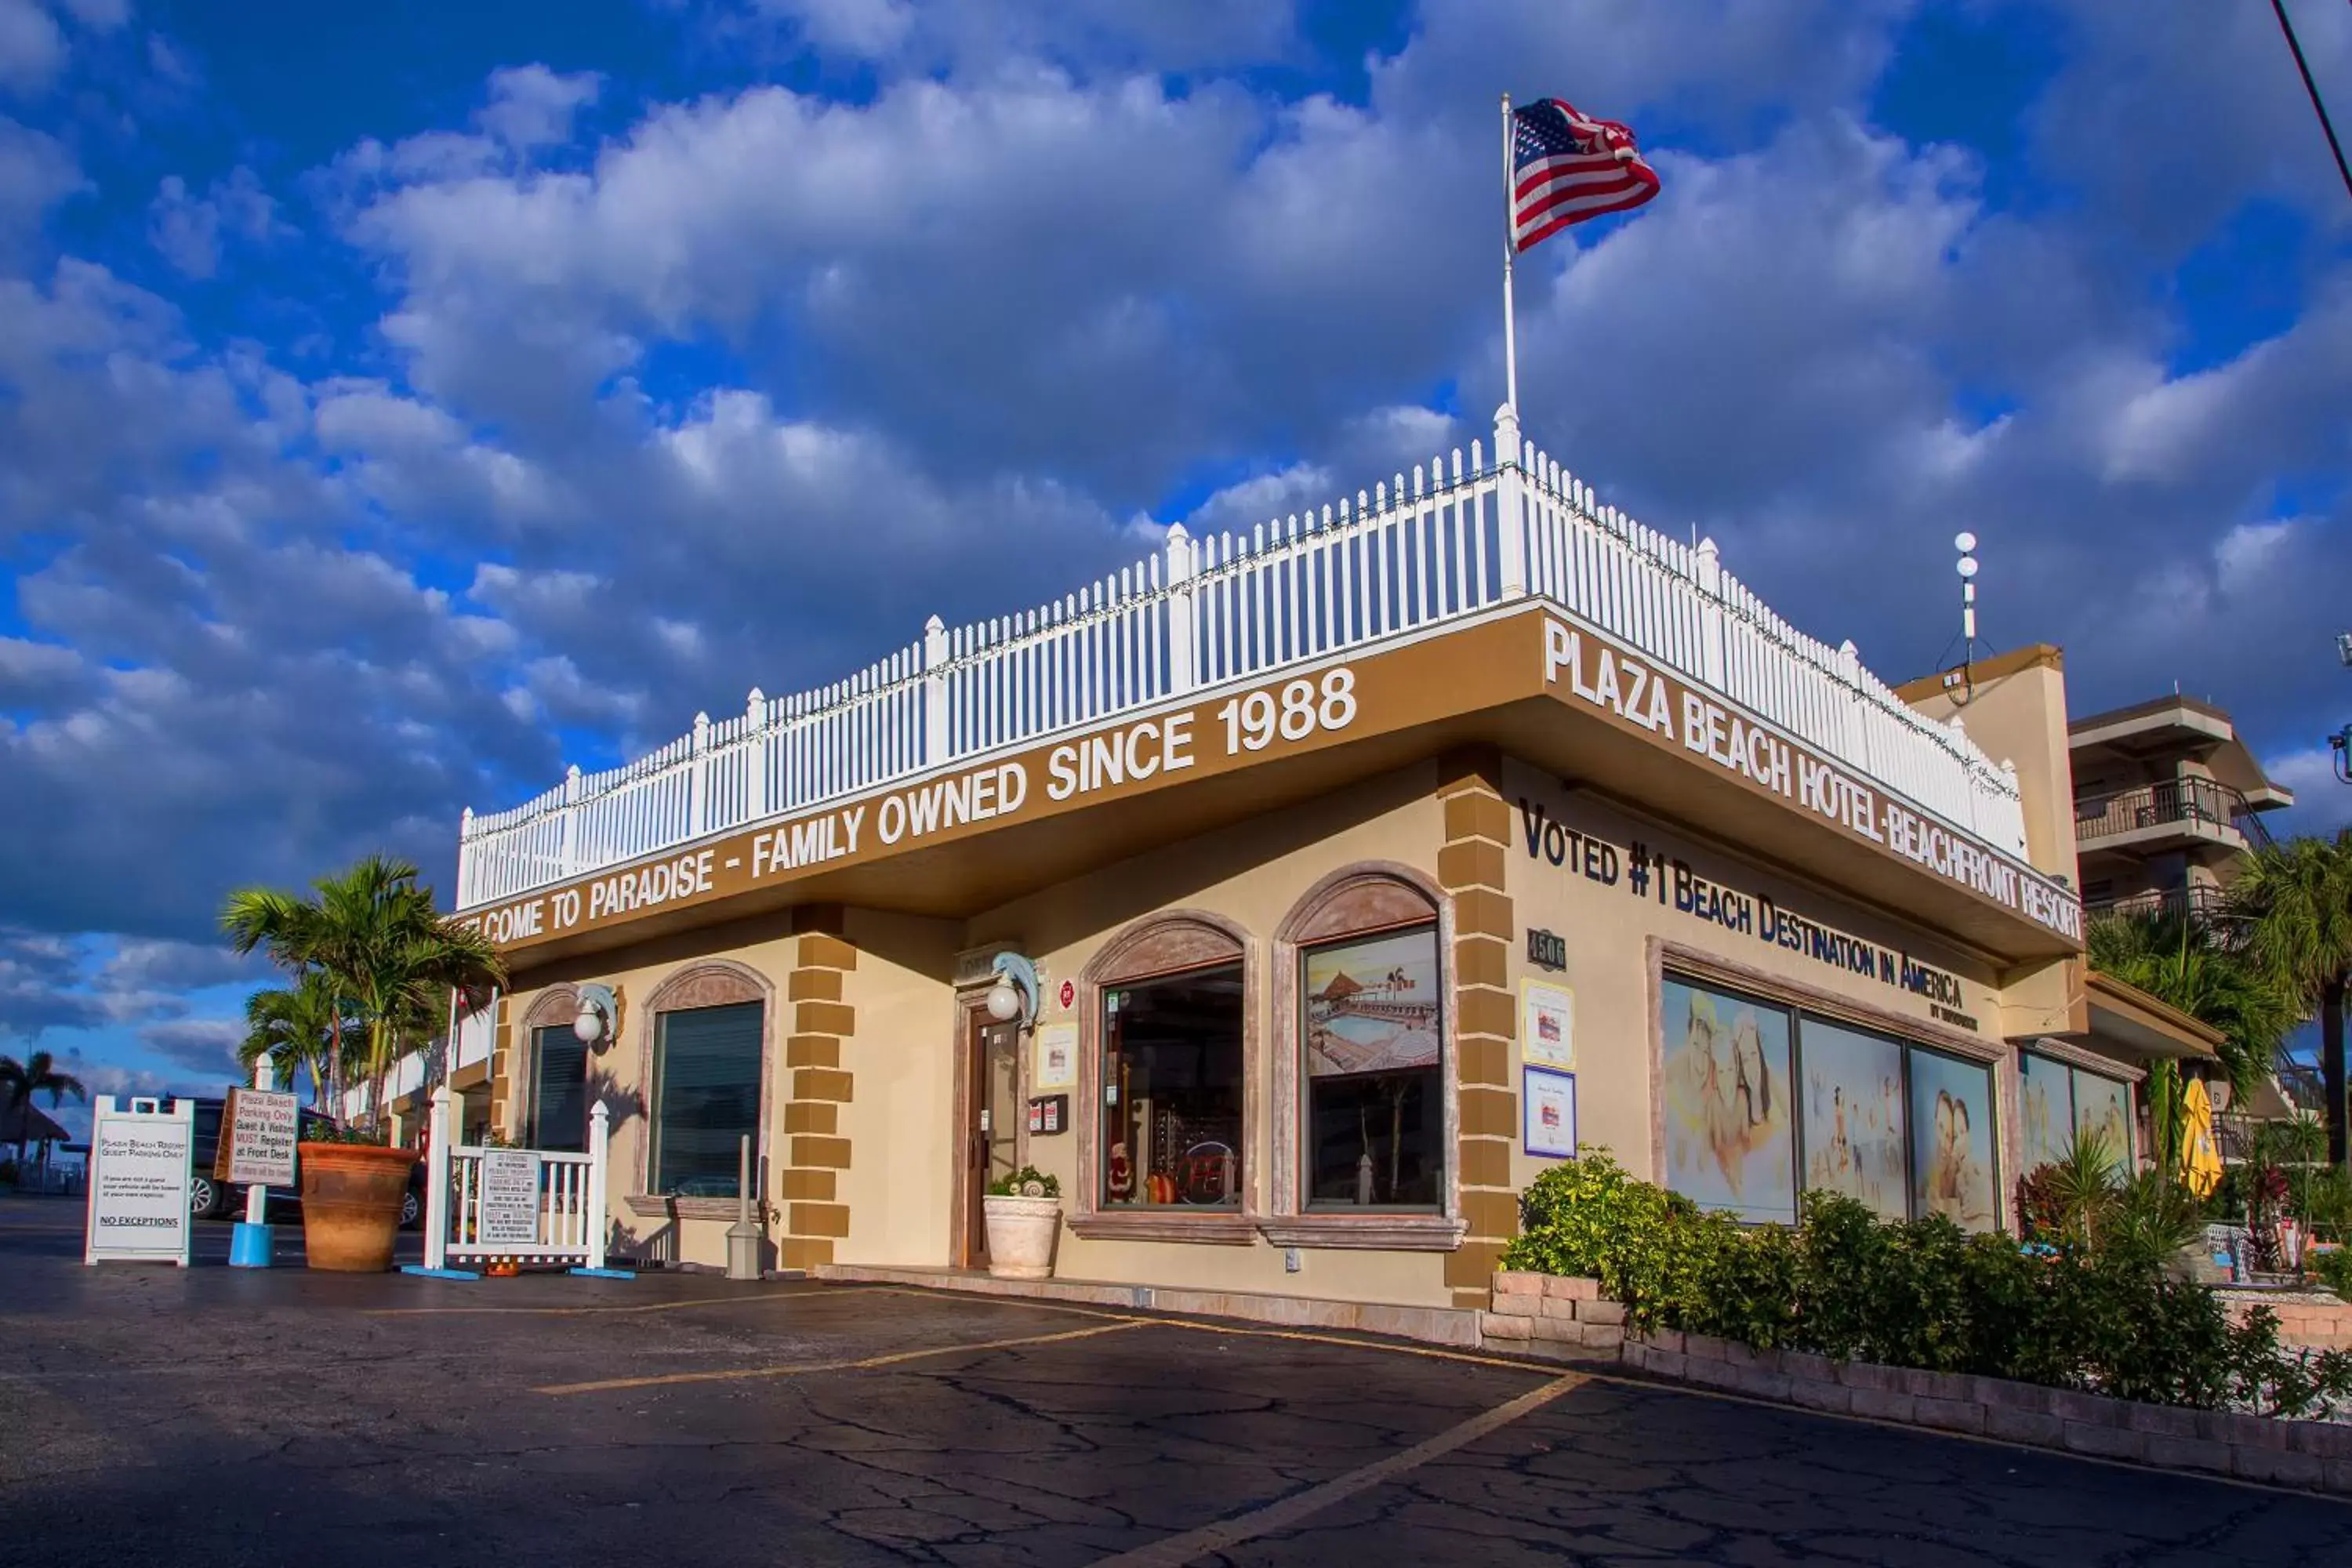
2, 0, 2349, 1134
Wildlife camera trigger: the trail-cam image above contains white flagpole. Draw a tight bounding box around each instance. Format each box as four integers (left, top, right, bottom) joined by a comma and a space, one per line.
1501, 93, 1519, 415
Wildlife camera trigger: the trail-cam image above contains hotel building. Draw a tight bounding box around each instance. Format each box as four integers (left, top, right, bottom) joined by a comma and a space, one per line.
420, 409, 2218, 1338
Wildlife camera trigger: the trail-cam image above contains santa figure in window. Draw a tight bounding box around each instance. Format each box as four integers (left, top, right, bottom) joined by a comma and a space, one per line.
1107, 1142, 1134, 1201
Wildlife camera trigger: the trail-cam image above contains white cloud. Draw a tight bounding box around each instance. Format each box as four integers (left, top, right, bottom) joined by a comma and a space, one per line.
477, 64, 602, 151
2263, 749, 2352, 837
148, 166, 281, 278
0, 0, 64, 96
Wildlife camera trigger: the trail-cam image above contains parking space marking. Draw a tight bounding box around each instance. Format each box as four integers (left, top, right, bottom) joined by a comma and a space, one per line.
534, 1318, 1150, 1396
1087, 1372, 1585, 1568
1142, 1315, 1567, 1374
365, 1285, 849, 1317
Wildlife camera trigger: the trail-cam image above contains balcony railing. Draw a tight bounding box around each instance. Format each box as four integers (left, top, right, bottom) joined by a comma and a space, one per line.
2074, 780, 2274, 852
455, 407, 2028, 909
2084, 884, 2233, 924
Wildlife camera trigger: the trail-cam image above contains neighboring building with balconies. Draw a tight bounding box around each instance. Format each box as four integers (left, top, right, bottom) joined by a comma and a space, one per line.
2067, 695, 2295, 922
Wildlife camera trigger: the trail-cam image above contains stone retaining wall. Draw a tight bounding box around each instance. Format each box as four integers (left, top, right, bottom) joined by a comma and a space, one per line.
1481, 1270, 2352, 1497
2220, 1290, 2352, 1353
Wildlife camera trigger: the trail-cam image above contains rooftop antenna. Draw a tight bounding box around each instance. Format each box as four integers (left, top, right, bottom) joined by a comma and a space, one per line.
1935, 532, 1981, 706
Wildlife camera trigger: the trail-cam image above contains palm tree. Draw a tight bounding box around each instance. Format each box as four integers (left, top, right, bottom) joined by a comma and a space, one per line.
236, 973, 354, 1107
2234, 832, 2352, 1166
1, 1051, 88, 1163
223, 854, 505, 1136
2086, 909, 2296, 1104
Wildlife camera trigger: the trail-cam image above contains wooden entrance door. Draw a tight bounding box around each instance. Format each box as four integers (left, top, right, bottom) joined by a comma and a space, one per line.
960, 1014, 1022, 1269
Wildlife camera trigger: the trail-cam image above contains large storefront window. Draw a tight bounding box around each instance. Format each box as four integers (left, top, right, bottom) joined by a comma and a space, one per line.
1663, 977, 1797, 1224
2073, 1068, 2132, 1160
2019, 1051, 2075, 1172
1908, 1048, 1998, 1230
1798, 1018, 1906, 1221
528, 1024, 587, 1153
2018, 1049, 2135, 1169
1303, 925, 1444, 1209
1102, 963, 1244, 1207
649, 1001, 762, 1197
1663, 971, 2002, 1231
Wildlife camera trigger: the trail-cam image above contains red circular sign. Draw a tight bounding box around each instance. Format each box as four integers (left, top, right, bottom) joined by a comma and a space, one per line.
1058, 979, 1076, 1011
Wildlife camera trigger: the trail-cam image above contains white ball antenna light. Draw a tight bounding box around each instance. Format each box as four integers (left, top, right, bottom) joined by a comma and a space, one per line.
1955, 532, 1980, 649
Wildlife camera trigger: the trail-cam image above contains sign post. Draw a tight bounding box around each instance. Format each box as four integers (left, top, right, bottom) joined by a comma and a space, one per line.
85, 1096, 194, 1267
220, 1063, 299, 1269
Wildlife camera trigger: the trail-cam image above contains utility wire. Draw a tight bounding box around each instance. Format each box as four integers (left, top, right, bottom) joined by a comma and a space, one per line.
2271, 0, 2352, 203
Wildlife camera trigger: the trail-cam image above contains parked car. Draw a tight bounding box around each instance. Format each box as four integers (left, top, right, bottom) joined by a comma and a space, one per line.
171, 1096, 427, 1229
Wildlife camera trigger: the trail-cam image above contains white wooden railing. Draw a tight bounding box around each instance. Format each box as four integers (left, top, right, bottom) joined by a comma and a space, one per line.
457, 407, 2026, 908
418, 1086, 610, 1274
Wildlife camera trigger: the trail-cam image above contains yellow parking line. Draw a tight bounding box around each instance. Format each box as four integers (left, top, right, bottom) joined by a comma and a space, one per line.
535, 1319, 1149, 1396
1143, 1316, 1562, 1374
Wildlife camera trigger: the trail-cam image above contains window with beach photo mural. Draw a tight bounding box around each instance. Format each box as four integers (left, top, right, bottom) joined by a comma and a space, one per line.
1662, 977, 1796, 1224
1303, 925, 1443, 1208
1798, 1018, 1907, 1222
1908, 1048, 1998, 1232
2019, 1051, 2075, 1174
1662, 972, 2004, 1232
2074, 1069, 2133, 1161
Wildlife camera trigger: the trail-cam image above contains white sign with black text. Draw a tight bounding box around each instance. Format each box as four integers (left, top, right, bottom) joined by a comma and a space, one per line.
84, 1097, 194, 1267
221, 1087, 300, 1188
477, 1149, 544, 1249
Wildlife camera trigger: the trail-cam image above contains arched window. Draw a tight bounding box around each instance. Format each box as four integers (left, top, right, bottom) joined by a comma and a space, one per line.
637, 961, 771, 1200
517, 986, 586, 1152
1270, 866, 1462, 1244
1073, 911, 1258, 1242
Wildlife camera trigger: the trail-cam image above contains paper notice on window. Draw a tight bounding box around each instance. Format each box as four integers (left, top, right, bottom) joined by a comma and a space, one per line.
1033, 1022, 1079, 1092
1520, 979, 1575, 1070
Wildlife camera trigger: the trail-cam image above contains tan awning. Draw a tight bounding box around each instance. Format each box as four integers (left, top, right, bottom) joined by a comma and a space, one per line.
2080, 970, 2225, 1063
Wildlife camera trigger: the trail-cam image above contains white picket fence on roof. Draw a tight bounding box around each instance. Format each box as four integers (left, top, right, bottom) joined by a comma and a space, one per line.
456, 407, 2026, 909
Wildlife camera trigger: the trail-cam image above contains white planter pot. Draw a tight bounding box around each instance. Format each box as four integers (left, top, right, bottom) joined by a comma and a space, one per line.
982, 1194, 1062, 1280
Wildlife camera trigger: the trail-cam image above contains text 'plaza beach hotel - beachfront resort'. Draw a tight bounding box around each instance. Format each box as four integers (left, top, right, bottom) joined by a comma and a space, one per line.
403, 403, 2225, 1339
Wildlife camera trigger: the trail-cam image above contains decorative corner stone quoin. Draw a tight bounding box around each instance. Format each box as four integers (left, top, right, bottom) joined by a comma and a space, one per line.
1481, 1271, 2352, 1499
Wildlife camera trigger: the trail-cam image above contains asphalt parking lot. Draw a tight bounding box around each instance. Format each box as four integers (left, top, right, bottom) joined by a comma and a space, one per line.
3, 1196, 2350, 1566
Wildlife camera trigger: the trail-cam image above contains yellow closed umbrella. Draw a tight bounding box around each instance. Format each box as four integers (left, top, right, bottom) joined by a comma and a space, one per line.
2181, 1076, 2223, 1200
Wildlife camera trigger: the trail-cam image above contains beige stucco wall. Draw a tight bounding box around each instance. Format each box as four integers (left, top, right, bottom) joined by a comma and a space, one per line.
834, 907, 961, 1268
499, 918, 804, 1269
1904, 650, 2080, 889
1501, 757, 2020, 1213
945, 757, 1453, 1307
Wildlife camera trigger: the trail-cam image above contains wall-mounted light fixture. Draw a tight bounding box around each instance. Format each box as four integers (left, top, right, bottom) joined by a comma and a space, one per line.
985, 953, 1040, 1030
573, 983, 619, 1049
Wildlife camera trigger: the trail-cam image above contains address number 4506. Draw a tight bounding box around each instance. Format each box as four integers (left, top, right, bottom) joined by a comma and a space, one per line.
1216, 667, 1358, 753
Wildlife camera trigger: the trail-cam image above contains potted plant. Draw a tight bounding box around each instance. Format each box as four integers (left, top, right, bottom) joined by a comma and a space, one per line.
223, 854, 504, 1273
982, 1167, 1062, 1280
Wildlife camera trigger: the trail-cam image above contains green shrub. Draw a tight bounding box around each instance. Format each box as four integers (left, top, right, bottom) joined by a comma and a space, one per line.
1504, 1147, 2352, 1416
2310, 1247, 2352, 1298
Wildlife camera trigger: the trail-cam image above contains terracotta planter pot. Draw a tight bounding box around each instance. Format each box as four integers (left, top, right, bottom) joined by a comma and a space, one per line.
299, 1142, 419, 1272
982, 1194, 1062, 1280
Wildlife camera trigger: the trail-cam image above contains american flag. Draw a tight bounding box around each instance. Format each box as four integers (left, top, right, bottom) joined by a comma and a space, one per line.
1512, 97, 1660, 252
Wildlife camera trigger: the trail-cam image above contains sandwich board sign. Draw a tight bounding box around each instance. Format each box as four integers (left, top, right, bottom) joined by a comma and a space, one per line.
85, 1096, 195, 1267
214, 1087, 299, 1188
